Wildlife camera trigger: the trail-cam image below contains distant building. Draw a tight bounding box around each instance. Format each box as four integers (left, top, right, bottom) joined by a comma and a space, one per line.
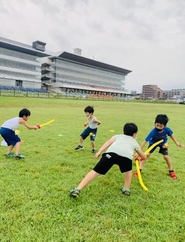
0, 37, 48, 89
41, 51, 131, 96
142, 85, 163, 100
0, 36, 132, 96
163, 89, 185, 99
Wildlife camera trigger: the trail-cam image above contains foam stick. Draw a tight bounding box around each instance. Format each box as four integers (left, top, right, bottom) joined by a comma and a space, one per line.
135, 158, 148, 191
136, 139, 164, 192
144, 139, 163, 155
38, 119, 55, 128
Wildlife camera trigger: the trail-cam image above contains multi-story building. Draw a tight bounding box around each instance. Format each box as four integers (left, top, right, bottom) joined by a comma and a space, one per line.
0, 37, 48, 89
0, 37, 131, 96
163, 89, 185, 99
41, 50, 131, 96
142, 85, 163, 100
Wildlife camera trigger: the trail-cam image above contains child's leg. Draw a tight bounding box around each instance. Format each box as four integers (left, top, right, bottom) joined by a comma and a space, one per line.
139, 153, 150, 169
91, 141, 95, 149
15, 142, 21, 155
163, 155, 173, 170
124, 170, 132, 190
7, 145, 14, 154
79, 136, 84, 145
77, 170, 100, 190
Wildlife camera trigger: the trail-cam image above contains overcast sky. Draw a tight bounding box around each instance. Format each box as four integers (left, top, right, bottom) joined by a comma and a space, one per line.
0, 0, 185, 92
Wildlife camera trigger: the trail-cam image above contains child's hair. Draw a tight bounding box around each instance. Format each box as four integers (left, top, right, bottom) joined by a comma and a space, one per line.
84, 106, 94, 114
19, 108, 31, 117
123, 123, 138, 136
155, 114, 169, 125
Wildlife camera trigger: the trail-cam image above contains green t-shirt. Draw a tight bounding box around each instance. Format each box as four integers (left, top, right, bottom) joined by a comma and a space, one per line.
106, 134, 140, 160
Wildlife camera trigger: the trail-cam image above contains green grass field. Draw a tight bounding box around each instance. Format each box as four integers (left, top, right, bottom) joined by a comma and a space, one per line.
0, 96, 185, 242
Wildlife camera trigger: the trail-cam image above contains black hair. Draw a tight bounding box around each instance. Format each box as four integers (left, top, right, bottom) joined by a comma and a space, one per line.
19, 108, 31, 117
123, 123, 138, 136
84, 106, 94, 114
155, 114, 169, 126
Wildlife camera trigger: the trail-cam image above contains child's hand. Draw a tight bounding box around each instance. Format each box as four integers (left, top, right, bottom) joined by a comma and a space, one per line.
94, 151, 101, 158
177, 143, 184, 148
134, 153, 139, 160
84, 122, 87, 127
162, 143, 169, 149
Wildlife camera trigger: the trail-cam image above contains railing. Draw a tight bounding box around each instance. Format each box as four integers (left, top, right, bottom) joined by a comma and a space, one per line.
0, 89, 177, 104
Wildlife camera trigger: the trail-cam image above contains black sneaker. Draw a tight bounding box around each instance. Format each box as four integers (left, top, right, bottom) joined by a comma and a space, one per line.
69, 188, 81, 197
121, 188, 130, 196
92, 149, 96, 153
75, 145, 83, 151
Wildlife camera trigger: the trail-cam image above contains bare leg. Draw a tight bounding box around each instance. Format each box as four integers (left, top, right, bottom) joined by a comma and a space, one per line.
124, 170, 132, 189
163, 155, 173, 170
77, 170, 100, 190
91, 141, 95, 149
15, 142, 21, 155
139, 153, 151, 169
79, 136, 84, 146
7, 145, 14, 154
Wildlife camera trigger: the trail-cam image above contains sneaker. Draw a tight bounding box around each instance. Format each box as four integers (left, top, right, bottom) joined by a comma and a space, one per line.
69, 188, 81, 197
75, 145, 84, 151
92, 149, 96, 153
5, 152, 15, 157
15, 153, 25, 159
169, 171, 177, 179
121, 188, 130, 196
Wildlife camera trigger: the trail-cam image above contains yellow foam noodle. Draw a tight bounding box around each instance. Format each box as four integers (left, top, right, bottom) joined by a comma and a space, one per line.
40, 119, 55, 128
136, 139, 164, 192
136, 159, 148, 192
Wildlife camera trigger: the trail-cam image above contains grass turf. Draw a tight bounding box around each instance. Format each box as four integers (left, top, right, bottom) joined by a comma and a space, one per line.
0, 96, 185, 242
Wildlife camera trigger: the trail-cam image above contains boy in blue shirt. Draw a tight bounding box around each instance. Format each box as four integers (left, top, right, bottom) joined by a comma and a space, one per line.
135, 114, 183, 179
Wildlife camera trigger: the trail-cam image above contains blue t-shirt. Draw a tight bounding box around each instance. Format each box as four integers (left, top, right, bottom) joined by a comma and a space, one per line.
145, 127, 173, 146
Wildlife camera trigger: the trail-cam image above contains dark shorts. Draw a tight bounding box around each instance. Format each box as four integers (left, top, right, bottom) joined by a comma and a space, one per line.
0, 127, 21, 146
148, 144, 168, 155
81, 127, 97, 141
93, 152, 132, 175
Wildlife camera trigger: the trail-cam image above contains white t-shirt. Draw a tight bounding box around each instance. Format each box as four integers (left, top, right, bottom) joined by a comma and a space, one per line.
1, 117, 20, 130
88, 116, 98, 129
106, 134, 140, 160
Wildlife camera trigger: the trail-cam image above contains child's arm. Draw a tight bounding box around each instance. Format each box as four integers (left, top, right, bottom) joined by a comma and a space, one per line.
94, 137, 115, 158
93, 117, 101, 125
136, 148, 147, 160
170, 134, 184, 148
19, 119, 38, 130
135, 140, 147, 159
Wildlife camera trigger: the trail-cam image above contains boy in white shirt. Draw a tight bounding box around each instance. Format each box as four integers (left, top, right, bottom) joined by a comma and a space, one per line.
70, 123, 146, 197
0, 108, 39, 158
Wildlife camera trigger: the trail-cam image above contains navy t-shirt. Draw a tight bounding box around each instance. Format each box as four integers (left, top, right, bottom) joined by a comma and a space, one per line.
145, 127, 173, 146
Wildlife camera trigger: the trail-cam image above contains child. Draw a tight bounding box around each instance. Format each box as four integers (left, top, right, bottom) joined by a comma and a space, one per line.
135, 114, 184, 179
70, 123, 146, 197
75, 106, 101, 153
0, 108, 39, 158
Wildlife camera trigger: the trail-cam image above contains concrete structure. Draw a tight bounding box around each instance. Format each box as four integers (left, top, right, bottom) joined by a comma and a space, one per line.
163, 89, 185, 100
142, 85, 163, 100
0, 37, 48, 89
0, 36, 131, 96
41, 52, 131, 96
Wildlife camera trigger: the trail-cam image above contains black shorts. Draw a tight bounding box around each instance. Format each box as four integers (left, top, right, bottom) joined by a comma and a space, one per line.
93, 152, 132, 175
148, 144, 168, 155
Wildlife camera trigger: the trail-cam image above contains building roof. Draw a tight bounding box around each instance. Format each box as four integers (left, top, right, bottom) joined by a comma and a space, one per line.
57, 52, 132, 75
0, 37, 49, 57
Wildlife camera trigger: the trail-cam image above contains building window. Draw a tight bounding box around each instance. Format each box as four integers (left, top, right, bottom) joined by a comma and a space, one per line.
15, 80, 23, 87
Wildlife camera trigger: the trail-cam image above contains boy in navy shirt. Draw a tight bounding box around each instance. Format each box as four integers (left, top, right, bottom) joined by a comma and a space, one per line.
135, 114, 183, 179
